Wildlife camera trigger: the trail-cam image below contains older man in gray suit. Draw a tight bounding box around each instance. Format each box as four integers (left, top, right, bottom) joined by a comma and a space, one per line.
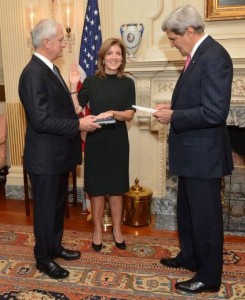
154, 5, 233, 294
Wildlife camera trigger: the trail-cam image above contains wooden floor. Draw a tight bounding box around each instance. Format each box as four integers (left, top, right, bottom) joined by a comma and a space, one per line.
0, 178, 244, 244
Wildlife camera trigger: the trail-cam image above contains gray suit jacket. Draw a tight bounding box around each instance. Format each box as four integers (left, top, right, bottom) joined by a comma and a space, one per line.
19, 55, 82, 175
169, 36, 233, 178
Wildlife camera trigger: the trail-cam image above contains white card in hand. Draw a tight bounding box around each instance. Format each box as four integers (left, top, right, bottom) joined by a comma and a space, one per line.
132, 105, 157, 113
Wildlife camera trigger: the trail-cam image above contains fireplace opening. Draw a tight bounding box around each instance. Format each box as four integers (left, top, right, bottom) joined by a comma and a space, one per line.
228, 126, 245, 166
223, 126, 245, 232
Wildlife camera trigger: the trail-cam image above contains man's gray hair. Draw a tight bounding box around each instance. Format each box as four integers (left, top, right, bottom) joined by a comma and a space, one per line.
161, 5, 205, 35
31, 19, 59, 48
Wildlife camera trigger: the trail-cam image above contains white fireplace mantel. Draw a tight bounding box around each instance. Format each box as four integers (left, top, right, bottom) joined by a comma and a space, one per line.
125, 57, 245, 198
126, 58, 245, 128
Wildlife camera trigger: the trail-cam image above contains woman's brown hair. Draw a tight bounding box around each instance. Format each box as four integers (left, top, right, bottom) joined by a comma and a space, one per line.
95, 38, 126, 78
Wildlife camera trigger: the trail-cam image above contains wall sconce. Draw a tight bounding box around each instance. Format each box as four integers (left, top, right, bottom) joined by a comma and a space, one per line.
25, 2, 39, 49
60, 0, 75, 53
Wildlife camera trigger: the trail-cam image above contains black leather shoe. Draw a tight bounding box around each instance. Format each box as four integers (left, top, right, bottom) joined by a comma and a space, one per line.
36, 260, 69, 279
160, 257, 198, 272
54, 249, 81, 260
175, 278, 220, 293
92, 242, 103, 252
113, 234, 126, 250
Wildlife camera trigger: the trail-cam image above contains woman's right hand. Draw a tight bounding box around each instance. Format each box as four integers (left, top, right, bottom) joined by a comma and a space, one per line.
69, 63, 81, 86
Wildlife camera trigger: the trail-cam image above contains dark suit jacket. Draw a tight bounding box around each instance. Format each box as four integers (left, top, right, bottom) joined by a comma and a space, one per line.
169, 36, 233, 178
19, 55, 82, 175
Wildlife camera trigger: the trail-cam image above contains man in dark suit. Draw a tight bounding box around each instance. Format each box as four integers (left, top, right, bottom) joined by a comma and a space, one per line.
154, 5, 233, 294
18, 19, 100, 279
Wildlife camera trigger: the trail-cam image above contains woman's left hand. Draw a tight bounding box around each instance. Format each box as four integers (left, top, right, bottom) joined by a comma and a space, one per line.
96, 110, 114, 119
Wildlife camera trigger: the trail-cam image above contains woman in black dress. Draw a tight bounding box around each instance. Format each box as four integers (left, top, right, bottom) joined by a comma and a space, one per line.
70, 38, 136, 251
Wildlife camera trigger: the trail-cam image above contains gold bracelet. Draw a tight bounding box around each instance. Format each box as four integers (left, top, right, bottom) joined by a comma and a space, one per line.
70, 91, 77, 95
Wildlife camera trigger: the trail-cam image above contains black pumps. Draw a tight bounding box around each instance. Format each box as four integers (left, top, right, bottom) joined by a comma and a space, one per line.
92, 242, 103, 252
91, 230, 127, 251
113, 234, 126, 250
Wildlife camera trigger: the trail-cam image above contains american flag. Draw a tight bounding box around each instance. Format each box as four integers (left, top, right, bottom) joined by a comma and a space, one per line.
78, 0, 102, 150
78, 0, 102, 215
79, 0, 102, 78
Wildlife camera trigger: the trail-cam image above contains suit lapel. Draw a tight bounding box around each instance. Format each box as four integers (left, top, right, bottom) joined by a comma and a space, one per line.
32, 55, 70, 95
31, 56, 77, 111
53, 65, 70, 94
172, 36, 214, 108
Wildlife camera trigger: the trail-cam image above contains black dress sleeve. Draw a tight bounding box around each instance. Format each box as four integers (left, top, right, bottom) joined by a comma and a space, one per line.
77, 77, 90, 109
125, 77, 136, 110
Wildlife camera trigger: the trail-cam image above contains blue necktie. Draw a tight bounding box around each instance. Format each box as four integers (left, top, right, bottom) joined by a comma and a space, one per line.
53, 65, 69, 93
53, 65, 65, 85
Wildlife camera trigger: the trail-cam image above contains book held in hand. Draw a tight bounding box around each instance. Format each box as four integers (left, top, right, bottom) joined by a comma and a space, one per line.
95, 117, 116, 127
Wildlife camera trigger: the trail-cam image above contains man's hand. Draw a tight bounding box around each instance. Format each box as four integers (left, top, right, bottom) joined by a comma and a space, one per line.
153, 108, 173, 125
79, 115, 101, 131
155, 103, 171, 110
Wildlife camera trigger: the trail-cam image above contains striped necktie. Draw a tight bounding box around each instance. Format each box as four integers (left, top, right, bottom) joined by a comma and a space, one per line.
53, 65, 64, 84
53, 65, 70, 93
